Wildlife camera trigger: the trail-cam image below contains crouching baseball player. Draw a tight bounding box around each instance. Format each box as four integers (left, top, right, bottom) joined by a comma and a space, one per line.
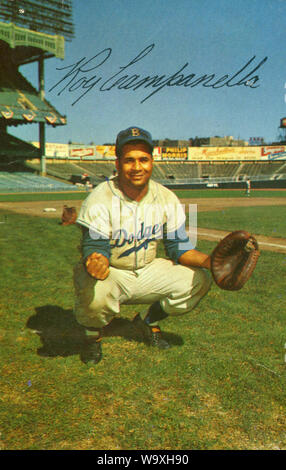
73, 127, 212, 365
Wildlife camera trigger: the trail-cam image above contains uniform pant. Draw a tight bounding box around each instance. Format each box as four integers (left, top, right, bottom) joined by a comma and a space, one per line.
73, 258, 212, 329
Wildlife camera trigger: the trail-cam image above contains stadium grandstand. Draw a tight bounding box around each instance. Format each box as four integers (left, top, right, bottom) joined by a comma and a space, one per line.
0, 0, 78, 193
0, 171, 82, 193
22, 147, 286, 192
2, 147, 286, 193
22, 131, 286, 191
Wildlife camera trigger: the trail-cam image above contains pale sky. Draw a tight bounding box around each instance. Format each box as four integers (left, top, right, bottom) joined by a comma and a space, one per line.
11, 0, 286, 145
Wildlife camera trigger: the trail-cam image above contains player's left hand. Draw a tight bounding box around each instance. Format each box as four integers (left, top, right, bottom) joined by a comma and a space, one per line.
211, 230, 260, 290
85, 252, 110, 280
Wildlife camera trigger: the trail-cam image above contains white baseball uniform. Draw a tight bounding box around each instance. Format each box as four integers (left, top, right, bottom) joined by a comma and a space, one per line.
73, 177, 212, 328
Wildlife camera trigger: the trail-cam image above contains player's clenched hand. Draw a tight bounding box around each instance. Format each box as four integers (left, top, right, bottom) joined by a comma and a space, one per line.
85, 252, 110, 280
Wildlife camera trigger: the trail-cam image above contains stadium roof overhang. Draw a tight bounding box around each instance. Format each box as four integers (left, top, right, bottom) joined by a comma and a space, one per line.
0, 21, 65, 63
0, 43, 66, 127
0, 131, 39, 158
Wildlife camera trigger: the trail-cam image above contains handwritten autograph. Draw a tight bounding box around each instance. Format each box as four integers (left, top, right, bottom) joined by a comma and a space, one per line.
49, 44, 268, 106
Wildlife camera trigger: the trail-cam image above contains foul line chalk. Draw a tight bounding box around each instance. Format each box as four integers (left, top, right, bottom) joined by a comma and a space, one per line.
189, 230, 286, 251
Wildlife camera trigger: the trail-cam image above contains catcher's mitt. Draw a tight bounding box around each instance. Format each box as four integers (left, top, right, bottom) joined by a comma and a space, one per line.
211, 230, 260, 291
61, 205, 77, 226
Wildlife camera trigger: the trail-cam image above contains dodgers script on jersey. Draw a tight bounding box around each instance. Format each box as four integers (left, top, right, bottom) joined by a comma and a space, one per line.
77, 177, 192, 270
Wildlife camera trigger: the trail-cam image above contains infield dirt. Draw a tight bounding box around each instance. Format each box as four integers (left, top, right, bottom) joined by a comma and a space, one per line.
1, 196, 286, 253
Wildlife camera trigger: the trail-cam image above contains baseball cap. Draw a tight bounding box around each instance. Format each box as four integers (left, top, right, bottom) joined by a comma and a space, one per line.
115, 127, 153, 157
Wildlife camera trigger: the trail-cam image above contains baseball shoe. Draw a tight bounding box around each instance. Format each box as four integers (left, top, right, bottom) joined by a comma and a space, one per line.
133, 313, 170, 349
80, 337, 103, 365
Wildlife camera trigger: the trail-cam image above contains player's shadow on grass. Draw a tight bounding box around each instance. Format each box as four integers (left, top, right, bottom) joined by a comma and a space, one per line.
26, 305, 86, 357
103, 317, 184, 347
26, 305, 183, 358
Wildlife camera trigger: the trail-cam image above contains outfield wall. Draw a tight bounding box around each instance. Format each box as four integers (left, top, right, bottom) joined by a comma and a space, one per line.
187, 145, 286, 161
163, 179, 286, 190
30, 142, 286, 161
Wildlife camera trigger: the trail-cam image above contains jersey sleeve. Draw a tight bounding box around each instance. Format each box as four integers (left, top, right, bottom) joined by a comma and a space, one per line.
163, 224, 195, 263
81, 227, 111, 261
76, 187, 111, 238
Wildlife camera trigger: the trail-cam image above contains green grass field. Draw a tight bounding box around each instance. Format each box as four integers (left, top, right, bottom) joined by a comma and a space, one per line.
0, 188, 286, 202
0, 191, 88, 202
197, 205, 286, 238
0, 190, 286, 450
174, 188, 286, 199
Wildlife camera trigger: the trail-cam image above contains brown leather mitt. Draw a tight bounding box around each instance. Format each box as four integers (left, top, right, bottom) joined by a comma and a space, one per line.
211, 230, 260, 291
61, 205, 77, 226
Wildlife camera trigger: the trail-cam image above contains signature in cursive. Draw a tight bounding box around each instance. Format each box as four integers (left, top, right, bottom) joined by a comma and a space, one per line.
49, 44, 268, 106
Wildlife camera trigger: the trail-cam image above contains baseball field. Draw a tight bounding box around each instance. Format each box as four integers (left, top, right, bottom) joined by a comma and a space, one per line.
1, 188, 286, 450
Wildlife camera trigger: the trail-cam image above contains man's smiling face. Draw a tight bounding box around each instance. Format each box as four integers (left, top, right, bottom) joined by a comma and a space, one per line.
116, 142, 153, 194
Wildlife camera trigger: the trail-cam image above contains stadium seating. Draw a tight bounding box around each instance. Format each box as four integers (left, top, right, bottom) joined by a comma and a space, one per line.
0, 172, 82, 192
17, 158, 286, 190
27, 162, 83, 180
235, 161, 286, 177
77, 162, 116, 178
153, 162, 199, 179
26, 161, 116, 182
